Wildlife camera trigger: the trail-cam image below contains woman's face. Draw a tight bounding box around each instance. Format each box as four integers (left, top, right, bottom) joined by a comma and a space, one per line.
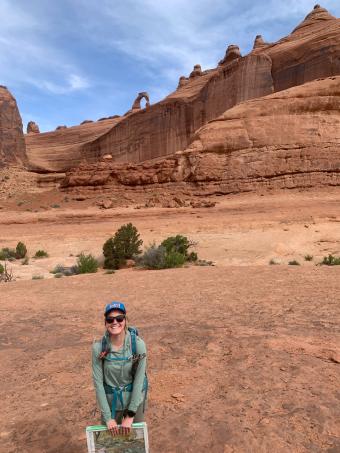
105, 310, 126, 336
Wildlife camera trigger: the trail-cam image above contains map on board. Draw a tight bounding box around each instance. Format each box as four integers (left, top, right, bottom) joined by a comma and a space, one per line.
86, 423, 149, 453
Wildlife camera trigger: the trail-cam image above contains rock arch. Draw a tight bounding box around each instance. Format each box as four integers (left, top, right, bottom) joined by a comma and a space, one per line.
132, 92, 150, 110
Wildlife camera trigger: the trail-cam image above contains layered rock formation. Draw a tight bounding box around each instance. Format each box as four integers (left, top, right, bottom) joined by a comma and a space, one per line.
61, 76, 340, 195
22, 5, 340, 174
0, 86, 27, 168
260, 4, 340, 92
77, 5, 340, 167
25, 117, 121, 172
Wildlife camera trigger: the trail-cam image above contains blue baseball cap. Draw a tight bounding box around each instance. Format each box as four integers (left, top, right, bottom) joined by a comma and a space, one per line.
104, 302, 126, 316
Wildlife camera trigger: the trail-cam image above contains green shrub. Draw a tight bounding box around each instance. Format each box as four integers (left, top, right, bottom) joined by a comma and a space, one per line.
0, 247, 16, 260
50, 264, 79, 276
54, 273, 63, 278
164, 250, 186, 268
51, 204, 60, 208
320, 254, 340, 266
288, 260, 300, 266
103, 223, 143, 269
0, 262, 14, 282
34, 250, 49, 258
137, 244, 167, 269
161, 235, 192, 257
138, 244, 187, 270
76, 253, 98, 274
16, 242, 27, 259
21, 257, 29, 265
304, 254, 313, 261
105, 270, 116, 275
32, 275, 44, 280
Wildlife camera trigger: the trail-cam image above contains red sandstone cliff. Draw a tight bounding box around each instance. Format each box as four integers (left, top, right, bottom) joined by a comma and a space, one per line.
78, 5, 340, 167
23, 5, 340, 173
25, 117, 121, 172
61, 76, 340, 195
0, 86, 26, 168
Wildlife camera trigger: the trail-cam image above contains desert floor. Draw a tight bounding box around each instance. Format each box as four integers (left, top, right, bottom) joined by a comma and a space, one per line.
0, 188, 339, 452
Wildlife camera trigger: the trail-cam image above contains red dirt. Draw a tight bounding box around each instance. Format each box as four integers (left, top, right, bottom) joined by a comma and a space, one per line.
0, 189, 339, 452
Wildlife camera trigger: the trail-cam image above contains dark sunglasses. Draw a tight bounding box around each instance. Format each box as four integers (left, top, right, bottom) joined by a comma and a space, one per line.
105, 315, 126, 324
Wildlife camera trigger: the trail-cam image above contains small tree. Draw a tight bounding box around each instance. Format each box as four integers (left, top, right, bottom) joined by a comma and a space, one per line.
103, 223, 143, 269
76, 253, 99, 274
0, 263, 4, 274
16, 242, 27, 259
161, 235, 193, 258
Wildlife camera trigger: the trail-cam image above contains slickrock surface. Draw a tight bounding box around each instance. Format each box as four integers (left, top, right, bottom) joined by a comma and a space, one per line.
61, 76, 340, 195
261, 4, 340, 92
25, 117, 121, 172
0, 188, 340, 452
0, 266, 339, 453
0, 86, 26, 168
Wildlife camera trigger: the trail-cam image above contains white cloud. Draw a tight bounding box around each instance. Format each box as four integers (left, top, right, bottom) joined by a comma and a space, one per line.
39, 74, 90, 95
0, 0, 91, 94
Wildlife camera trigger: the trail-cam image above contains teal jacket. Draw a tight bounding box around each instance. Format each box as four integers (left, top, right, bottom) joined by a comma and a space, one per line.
92, 329, 147, 423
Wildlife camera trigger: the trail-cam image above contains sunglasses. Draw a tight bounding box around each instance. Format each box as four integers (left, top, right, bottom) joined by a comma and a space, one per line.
105, 315, 126, 324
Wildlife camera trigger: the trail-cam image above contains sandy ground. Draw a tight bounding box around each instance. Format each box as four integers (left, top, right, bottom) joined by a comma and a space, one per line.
0, 188, 340, 452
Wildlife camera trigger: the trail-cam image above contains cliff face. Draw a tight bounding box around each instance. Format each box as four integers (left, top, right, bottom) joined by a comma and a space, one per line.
78, 5, 340, 167
264, 5, 340, 91
0, 86, 26, 168
25, 117, 121, 172
61, 76, 340, 195
23, 5, 340, 173
81, 54, 274, 164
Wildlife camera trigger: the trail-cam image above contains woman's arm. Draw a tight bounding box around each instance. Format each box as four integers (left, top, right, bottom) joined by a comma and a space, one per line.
92, 342, 112, 423
128, 337, 147, 413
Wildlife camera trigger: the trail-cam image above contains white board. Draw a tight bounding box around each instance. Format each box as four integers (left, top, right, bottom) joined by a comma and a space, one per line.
86, 422, 149, 453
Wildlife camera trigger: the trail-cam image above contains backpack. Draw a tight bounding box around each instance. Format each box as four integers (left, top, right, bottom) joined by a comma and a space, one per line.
100, 326, 148, 411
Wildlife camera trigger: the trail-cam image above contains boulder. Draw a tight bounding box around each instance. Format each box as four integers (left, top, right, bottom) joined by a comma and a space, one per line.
0, 86, 27, 168
189, 64, 202, 78
27, 121, 40, 134
177, 76, 189, 88
219, 45, 241, 65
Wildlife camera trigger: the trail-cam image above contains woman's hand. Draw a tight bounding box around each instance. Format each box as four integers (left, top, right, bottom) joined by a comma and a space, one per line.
121, 416, 134, 435
106, 419, 119, 436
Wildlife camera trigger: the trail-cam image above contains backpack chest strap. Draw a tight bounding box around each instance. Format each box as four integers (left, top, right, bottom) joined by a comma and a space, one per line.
104, 382, 133, 419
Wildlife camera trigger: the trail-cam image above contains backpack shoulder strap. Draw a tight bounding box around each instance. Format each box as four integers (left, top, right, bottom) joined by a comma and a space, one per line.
99, 335, 110, 359
128, 326, 138, 356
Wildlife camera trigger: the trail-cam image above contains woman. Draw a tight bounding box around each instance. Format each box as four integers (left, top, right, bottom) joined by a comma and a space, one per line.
92, 301, 147, 436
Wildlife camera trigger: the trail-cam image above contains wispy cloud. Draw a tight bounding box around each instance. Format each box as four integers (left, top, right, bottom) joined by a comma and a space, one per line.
0, 0, 90, 94
39, 74, 90, 95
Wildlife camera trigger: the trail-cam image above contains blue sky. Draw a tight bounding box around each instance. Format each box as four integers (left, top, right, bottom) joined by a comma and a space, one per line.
1, 0, 339, 132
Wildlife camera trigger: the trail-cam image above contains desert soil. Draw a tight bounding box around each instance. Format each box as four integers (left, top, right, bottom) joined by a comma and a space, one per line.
0, 187, 339, 452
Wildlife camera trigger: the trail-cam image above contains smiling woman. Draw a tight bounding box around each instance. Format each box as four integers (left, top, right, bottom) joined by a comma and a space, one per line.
91, 302, 148, 436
